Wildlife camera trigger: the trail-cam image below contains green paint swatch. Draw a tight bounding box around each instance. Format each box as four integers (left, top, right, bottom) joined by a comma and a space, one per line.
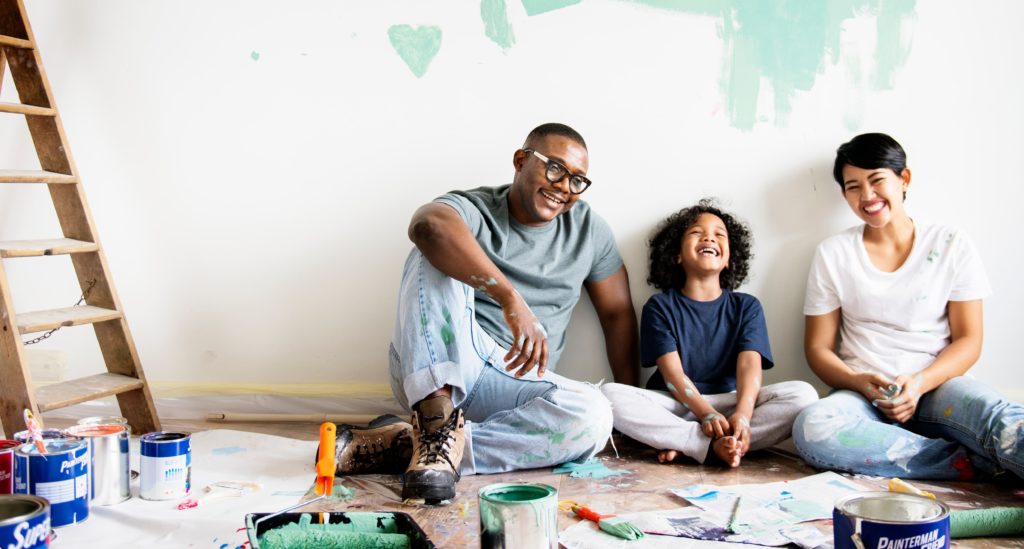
387, 24, 443, 78
626, 0, 916, 130
482, 0, 516, 49
250, 51, 260, 61
522, 0, 582, 16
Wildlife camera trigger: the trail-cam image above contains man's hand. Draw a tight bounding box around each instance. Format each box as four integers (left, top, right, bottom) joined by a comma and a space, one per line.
699, 409, 731, 439
873, 374, 925, 423
727, 413, 751, 455
502, 292, 549, 378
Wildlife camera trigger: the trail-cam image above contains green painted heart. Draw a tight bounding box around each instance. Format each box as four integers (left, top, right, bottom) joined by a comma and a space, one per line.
387, 24, 442, 78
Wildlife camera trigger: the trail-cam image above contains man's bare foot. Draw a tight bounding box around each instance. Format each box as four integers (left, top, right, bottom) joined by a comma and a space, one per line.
658, 449, 680, 463
712, 436, 742, 467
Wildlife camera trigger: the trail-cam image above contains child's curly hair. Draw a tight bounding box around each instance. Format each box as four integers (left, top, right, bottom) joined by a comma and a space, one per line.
647, 198, 754, 291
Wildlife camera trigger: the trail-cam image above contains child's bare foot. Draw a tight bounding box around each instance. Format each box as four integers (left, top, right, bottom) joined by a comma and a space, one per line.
712, 436, 742, 467
658, 449, 680, 463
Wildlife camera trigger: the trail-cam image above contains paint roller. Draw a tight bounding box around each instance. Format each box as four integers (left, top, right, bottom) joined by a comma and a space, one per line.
887, 479, 1024, 538
256, 513, 413, 549
950, 507, 1024, 539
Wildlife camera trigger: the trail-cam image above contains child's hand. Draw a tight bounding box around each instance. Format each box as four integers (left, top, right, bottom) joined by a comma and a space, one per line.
727, 413, 751, 455
700, 410, 731, 438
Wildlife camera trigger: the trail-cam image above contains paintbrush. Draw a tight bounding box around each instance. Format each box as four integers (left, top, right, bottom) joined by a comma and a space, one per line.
22, 409, 47, 456
560, 500, 645, 540
177, 481, 262, 510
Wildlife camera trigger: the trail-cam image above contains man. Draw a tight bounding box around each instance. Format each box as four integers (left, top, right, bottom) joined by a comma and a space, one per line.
337, 123, 639, 503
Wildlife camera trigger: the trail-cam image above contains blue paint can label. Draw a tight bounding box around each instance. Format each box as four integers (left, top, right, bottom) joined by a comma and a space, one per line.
0, 494, 50, 549
14, 438, 90, 528
834, 492, 949, 549
139, 432, 191, 500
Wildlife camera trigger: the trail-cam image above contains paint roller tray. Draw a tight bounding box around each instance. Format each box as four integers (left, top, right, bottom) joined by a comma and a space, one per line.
245, 511, 436, 549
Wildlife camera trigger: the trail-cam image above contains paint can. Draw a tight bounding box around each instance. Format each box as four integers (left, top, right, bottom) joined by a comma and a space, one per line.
139, 432, 191, 501
0, 494, 50, 549
64, 425, 130, 506
479, 483, 557, 549
1, 441, 20, 495
834, 492, 949, 549
14, 438, 90, 528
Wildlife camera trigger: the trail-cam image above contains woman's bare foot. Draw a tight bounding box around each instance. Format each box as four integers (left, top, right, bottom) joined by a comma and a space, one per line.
712, 436, 742, 467
658, 449, 680, 463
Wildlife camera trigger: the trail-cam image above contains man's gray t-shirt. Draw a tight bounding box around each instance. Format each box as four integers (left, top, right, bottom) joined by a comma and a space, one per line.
435, 185, 623, 368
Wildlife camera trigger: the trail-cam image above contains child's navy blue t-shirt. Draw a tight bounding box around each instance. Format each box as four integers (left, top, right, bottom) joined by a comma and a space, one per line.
641, 289, 773, 395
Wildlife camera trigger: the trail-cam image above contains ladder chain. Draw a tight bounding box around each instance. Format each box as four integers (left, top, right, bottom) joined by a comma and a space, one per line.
22, 278, 98, 345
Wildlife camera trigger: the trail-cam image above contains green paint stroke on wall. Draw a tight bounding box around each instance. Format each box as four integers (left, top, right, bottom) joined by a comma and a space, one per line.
482, 0, 516, 49
627, 0, 915, 130
388, 24, 443, 78
522, 0, 582, 17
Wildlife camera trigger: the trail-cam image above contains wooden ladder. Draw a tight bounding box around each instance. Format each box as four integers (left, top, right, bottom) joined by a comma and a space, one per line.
0, 0, 159, 435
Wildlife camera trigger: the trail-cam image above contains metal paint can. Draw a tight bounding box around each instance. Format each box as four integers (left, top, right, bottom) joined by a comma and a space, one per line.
0, 494, 50, 549
478, 483, 557, 549
834, 492, 949, 549
1, 441, 19, 495
139, 432, 191, 500
14, 438, 90, 528
64, 425, 130, 506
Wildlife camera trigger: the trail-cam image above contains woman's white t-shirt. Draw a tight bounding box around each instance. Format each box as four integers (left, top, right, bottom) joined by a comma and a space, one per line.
804, 222, 991, 379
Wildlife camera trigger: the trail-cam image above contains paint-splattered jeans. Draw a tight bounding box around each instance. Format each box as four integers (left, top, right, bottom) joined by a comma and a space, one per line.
793, 376, 1024, 480
388, 249, 613, 476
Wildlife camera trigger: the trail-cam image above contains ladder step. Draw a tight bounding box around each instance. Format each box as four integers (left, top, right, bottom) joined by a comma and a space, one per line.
0, 238, 98, 258
16, 305, 122, 334
0, 102, 55, 116
35, 373, 145, 412
0, 34, 34, 49
0, 170, 77, 184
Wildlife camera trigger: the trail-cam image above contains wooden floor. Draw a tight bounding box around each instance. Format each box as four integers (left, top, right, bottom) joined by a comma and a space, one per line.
157, 418, 1024, 548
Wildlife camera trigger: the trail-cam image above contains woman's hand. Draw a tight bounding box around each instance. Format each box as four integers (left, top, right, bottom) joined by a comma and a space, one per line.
873, 374, 925, 423
852, 371, 897, 402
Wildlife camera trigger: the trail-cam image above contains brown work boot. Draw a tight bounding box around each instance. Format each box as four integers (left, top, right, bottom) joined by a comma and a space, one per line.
402, 395, 465, 503
333, 414, 413, 475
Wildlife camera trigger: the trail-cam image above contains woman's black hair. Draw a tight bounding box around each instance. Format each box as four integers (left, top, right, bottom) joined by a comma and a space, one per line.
832, 132, 907, 189
647, 198, 753, 291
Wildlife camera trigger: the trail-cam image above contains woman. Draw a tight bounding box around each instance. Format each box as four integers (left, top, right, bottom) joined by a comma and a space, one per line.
792, 132, 1023, 480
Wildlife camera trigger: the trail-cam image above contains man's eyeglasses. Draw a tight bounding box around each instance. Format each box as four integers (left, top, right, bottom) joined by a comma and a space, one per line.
524, 149, 592, 194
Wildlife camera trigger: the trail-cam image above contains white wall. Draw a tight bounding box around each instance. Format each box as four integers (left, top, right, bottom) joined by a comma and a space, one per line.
2, 0, 1022, 400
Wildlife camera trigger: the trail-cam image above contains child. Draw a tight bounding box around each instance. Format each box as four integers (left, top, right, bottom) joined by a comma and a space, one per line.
794, 133, 1024, 480
602, 200, 817, 467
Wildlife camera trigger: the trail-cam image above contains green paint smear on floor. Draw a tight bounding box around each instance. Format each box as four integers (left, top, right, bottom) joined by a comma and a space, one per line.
625, 0, 916, 130
521, 0, 582, 16
482, 0, 516, 49
387, 24, 443, 78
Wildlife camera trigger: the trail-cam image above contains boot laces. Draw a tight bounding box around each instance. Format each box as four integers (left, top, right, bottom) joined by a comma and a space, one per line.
417, 413, 458, 470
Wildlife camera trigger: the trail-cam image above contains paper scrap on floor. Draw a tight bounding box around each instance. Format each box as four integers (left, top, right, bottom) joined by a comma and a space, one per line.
52, 429, 320, 548
560, 471, 861, 549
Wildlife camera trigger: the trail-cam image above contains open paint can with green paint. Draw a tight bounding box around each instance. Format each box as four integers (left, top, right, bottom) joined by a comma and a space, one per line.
479, 482, 557, 549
